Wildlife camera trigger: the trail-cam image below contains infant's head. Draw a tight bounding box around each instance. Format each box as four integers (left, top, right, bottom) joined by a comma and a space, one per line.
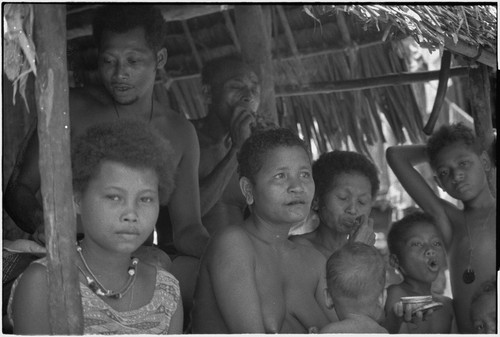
326, 242, 385, 308
470, 278, 497, 334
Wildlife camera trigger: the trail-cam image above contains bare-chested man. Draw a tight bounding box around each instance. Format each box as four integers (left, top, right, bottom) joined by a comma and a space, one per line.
191, 55, 261, 234
4, 5, 209, 259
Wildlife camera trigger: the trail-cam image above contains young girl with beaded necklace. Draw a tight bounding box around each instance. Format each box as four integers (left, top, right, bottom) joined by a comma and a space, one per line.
8, 120, 183, 334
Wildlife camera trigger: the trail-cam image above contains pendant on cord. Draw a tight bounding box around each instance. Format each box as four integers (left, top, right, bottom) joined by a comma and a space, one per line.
463, 268, 475, 284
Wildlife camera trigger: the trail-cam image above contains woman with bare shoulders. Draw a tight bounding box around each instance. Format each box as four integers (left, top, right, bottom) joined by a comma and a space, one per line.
191, 128, 337, 333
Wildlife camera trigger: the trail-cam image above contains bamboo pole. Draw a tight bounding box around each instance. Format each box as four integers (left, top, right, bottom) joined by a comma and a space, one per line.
33, 4, 83, 334
469, 65, 496, 197
275, 66, 470, 97
234, 5, 278, 124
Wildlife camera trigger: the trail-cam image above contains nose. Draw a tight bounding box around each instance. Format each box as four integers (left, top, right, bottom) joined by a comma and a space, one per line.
114, 61, 129, 80
451, 169, 465, 183
425, 247, 436, 257
345, 200, 357, 215
288, 176, 305, 193
121, 201, 138, 223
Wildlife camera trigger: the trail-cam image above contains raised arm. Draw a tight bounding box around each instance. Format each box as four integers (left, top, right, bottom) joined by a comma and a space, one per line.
198, 106, 253, 216
198, 146, 239, 216
167, 120, 209, 258
4, 127, 45, 242
208, 227, 266, 333
386, 145, 453, 246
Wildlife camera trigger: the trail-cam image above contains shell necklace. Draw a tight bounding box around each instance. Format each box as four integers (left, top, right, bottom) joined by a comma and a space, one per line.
462, 206, 493, 284
76, 242, 139, 299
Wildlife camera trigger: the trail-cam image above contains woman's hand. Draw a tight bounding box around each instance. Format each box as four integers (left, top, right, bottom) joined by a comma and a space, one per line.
349, 215, 376, 246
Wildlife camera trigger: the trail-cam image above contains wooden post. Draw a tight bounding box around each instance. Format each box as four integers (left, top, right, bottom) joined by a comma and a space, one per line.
234, 5, 278, 124
469, 64, 496, 197
33, 4, 83, 334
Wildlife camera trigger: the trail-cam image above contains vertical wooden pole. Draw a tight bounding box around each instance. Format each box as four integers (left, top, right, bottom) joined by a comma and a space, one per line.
33, 4, 83, 334
234, 5, 278, 125
469, 65, 496, 197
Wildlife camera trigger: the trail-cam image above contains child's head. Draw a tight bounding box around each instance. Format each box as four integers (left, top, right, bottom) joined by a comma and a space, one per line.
470, 278, 497, 334
312, 151, 379, 234
72, 119, 175, 205
326, 242, 386, 306
92, 5, 167, 53
387, 211, 446, 284
427, 123, 492, 202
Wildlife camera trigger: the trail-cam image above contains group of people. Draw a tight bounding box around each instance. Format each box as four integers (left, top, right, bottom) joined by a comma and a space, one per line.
3, 4, 496, 335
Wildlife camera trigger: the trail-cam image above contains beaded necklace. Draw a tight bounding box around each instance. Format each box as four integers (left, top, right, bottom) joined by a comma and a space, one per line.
76, 243, 139, 299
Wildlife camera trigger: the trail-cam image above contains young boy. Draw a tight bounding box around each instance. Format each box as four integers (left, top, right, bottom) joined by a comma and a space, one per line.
319, 242, 387, 333
386, 122, 496, 333
8, 120, 183, 334
384, 211, 455, 333
470, 278, 497, 334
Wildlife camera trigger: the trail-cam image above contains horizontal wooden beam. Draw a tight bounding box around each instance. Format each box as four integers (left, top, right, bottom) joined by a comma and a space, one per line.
275, 66, 471, 97
158, 4, 232, 22
67, 5, 233, 40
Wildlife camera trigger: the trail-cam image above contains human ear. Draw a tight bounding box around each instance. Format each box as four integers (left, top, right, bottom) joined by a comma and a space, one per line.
324, 288, 334, 310
480, 150, 492, 172
73, 193, 82, 215
202, 84, 212, 105
156, 48, 168, 69
389, 254, 399, 269
433, 175, 443, 190
239, 177, 254, 205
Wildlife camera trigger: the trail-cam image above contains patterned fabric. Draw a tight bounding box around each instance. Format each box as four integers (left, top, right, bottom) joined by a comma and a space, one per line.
8, 257, 181, 334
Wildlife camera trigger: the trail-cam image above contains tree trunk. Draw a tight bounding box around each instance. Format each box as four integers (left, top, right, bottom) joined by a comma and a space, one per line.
33, 4, 83, 334
469, 65, 496, 197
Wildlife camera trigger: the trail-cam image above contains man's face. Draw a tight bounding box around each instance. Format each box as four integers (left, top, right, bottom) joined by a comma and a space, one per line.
211, 68, 261, 122
98, 27, 158, 105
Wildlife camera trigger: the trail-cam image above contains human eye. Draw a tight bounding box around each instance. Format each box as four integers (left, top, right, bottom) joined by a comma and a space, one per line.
437, 168, 449, 177
274, 172, 285, 179
337, 194, 348, 201
474, 322, 485, 333
105, 194, 120, 201
410, 241, 423, 247
300, 170, 311, 179
140, 196, 155, 203
459, 160, 471, 168
432, 240, 443, 247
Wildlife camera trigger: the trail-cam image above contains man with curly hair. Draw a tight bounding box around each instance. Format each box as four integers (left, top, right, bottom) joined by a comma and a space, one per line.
386, 122, 496, 333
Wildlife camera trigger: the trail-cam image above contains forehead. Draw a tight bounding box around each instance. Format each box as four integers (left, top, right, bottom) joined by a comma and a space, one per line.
259, 146, 309, 168
434, 142, 478, 165
212, 66, 258, 86
330, 172, 372, 191
99, 26, 152, 53
403, 221, 439, 238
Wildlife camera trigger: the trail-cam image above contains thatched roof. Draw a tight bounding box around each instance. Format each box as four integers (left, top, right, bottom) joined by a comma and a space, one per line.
65, 4, 496, 157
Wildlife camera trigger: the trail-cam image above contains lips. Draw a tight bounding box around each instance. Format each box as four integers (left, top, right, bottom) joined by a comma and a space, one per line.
427, 258, 440, 272
286, 200, 306, 206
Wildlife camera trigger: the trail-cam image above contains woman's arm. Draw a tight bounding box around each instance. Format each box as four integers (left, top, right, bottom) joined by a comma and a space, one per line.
208, 226, 266, 333
11, 263, 51, 334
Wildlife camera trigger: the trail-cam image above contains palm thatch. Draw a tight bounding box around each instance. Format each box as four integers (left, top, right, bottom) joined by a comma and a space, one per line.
59, 5, 500, 158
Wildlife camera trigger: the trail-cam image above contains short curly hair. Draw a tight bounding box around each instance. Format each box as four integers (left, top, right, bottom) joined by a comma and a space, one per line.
426, 122, 482, 169
312, 150, 379, 203
71, 120, 175, 205
471, 277, 497, 315
92, 5, 167, 53
326, 242, 385, 301
387, 211, 438, 258
237, 127, 310, 183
